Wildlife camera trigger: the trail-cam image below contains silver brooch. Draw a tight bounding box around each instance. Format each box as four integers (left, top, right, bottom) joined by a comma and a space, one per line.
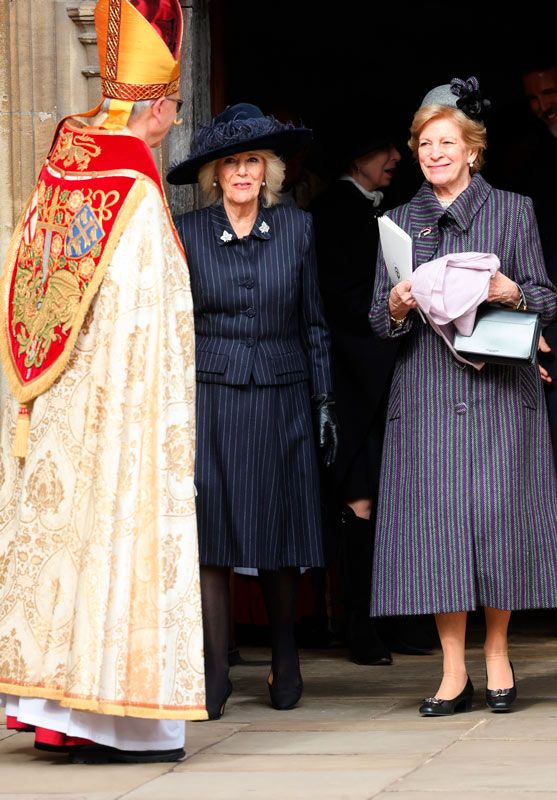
220, 230, 233, 242
258, 221, 270, 234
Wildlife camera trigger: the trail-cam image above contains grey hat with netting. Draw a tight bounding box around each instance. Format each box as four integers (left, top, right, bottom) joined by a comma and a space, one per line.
420, 76, 491, 121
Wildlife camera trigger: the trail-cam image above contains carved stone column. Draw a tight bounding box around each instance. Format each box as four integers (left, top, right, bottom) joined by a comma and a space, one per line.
0, 0, 101, 262
164, 0, 212, 217
0, 0, 15, 262
64, 1, 100, 112
0, 0, 59, 262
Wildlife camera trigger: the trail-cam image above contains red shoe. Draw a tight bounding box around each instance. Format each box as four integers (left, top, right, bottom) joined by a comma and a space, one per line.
34, 726, 92, 752
6, 715, 35, 732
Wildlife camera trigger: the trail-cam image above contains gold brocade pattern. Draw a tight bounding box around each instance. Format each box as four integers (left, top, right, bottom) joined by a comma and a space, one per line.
163, 423, 195, 480
0, 630, 28, 683
0, 184, 205, 719
25, 453, 64, 514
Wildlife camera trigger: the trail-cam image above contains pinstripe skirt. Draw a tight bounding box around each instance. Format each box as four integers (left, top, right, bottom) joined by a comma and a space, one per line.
195, 380, 325, 569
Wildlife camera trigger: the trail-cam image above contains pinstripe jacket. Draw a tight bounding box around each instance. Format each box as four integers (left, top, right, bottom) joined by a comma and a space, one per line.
175, 203, 332, 394
369, 174, 557, 615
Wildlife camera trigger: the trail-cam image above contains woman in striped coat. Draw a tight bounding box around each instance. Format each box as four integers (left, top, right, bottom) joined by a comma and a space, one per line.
369, 77, 557, 715
167, 104, 337, 719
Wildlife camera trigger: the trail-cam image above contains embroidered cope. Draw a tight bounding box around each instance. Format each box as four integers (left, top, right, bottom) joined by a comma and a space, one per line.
0, 122, 206, 720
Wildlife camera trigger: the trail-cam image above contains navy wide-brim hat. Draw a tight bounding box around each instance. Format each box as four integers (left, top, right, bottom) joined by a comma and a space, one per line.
167, 103, 313, 185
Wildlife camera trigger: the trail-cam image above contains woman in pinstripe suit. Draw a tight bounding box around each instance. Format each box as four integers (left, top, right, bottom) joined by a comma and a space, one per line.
370, 77, 557, 716
167, 104, 337, 719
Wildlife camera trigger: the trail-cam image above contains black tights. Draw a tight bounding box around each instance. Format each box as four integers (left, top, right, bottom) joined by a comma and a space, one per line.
259, 567, 300, 684
200, 566, 231, 715
200, 566, 300, 711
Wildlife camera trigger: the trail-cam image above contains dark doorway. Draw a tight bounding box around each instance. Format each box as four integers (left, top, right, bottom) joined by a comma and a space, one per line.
212, 2, 552, 116
210, 0, 554, 191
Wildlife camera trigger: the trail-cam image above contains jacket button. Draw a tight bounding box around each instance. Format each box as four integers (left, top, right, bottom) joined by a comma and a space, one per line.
245, 337, 255, 347
245, 307, 256, 317
455, 402, 467, 414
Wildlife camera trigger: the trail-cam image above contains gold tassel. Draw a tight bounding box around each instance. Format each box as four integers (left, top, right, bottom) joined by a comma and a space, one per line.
12, 403, 31, 458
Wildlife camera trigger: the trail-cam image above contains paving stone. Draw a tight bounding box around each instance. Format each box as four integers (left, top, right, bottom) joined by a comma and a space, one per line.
464, 714, 557, 740
132, 756, 419, 800
0, 735, 176, 794
393, 739, 557, 792
186, 722, 246, 757
199, 729, 464, 756
379, 793, 557, 799
216, 694, 396, 721
0, 796, 120, 800
180, 750, 423, 769
242, 718, 474, 732
2, 632, 557, 798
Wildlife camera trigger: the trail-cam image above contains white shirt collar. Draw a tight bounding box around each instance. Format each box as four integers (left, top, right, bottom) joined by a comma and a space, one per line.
340, 175, 384, 207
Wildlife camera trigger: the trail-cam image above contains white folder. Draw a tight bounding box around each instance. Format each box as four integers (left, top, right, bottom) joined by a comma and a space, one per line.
377, 215, 413, 285
377, 215, 425, 322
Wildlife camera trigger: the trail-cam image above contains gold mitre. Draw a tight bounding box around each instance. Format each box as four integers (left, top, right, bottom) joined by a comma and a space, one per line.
95, 0, 183, 130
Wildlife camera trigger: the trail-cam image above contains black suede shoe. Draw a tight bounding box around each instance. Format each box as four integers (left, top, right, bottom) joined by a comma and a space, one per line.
347, 615, 392, 666
206, 679, 233, 720
419, 676, 474, 716
486, 661, 517, 712
267, 671, 303, 710
69, 745, 186, 764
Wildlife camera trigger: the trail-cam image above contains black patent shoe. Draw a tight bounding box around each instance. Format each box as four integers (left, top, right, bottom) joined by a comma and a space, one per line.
206, 679, 233, 720
486, 661, 517, 712
419, 676, 474, 716
267, 670, 303, 710
70, 745, 185, 764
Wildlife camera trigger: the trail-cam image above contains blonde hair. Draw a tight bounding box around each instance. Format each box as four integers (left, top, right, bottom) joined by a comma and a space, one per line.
408, 105, 487, 173
198, 150, 286, 206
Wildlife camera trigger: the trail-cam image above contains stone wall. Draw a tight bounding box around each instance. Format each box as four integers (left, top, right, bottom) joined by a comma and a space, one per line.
0, 0, 210, 262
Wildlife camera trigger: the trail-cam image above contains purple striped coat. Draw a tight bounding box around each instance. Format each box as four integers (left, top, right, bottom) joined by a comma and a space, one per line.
369, 174, 557, 615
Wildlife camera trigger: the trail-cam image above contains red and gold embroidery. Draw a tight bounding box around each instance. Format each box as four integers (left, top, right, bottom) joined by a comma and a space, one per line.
0, 121, 164, 412
50, 131, 102, 172
10, 181, 122, 376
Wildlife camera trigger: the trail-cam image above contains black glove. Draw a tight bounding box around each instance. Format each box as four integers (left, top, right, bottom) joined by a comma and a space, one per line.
312, 392, 339, 468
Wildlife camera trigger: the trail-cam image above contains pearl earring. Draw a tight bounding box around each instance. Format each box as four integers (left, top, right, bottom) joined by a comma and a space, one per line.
469, 160, 475, 167
262, 180, 266, 187
212, 178, 218, 187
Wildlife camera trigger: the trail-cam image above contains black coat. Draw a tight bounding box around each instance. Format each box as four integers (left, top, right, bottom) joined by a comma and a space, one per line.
311, 180, 399, 497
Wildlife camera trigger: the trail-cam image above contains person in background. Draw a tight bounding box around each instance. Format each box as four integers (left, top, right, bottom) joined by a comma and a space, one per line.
369, 76, 557, 716
167, 103, 338, 719
0, 0, 205, 764
311, 120, 434, 665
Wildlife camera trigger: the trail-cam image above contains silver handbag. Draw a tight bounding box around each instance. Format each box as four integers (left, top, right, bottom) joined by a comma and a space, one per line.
453, 305, 541, 366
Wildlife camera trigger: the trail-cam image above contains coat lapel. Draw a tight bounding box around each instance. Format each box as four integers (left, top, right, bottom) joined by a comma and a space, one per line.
409, 175, 493, 268
410, 182, 444, 267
